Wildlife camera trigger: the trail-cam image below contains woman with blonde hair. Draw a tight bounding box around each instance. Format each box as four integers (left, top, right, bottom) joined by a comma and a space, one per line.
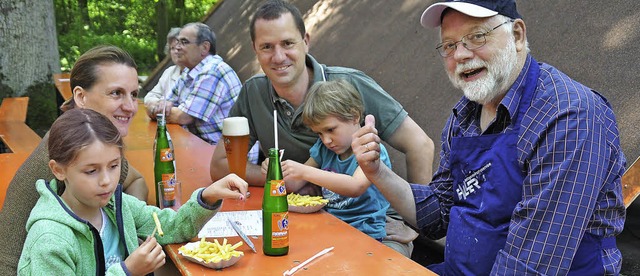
0, 45, 148, 274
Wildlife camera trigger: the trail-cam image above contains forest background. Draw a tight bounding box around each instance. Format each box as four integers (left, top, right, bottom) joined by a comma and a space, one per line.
0, 0, 218, 135
56, 0, 218, 74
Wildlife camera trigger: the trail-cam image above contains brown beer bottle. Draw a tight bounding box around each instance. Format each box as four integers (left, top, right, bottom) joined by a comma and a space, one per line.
153, 113, 176, 208
262, 148, 289, 255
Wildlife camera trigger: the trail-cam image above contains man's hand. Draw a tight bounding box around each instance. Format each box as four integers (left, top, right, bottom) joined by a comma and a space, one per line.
352, 115, 383, 179
383, 216, 419, 243
144, 101, 159, 120
353, 115, 419, 227
260, 158, 270, 176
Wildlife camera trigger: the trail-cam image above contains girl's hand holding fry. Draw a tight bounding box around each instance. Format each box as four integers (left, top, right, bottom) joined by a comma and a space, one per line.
125, 236, 165, 275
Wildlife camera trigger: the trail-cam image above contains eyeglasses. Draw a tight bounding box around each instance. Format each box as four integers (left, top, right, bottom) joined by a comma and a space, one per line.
169, 41, 179, 51
175, 38, 194, 47
436, 20, 513, 58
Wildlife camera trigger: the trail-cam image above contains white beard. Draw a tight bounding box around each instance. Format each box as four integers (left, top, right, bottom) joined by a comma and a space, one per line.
447, 39, 518, 105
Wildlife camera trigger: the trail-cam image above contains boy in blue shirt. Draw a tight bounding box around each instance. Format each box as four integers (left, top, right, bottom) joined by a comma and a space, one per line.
281, 79, 391, 240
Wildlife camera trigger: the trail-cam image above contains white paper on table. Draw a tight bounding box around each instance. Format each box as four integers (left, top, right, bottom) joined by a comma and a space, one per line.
197, 210, 263, 238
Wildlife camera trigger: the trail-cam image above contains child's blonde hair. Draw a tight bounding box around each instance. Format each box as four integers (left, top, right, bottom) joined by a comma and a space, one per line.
302, 79, 364, 127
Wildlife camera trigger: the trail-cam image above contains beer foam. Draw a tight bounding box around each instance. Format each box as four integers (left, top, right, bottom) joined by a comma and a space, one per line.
223, 117, 250, 136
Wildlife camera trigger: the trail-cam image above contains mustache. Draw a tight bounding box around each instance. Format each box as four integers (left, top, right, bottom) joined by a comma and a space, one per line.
455, 59, 487, 75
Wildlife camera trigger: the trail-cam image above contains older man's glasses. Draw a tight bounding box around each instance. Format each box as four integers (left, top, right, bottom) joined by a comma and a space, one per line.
436, 20, 513, 58
175, 38, 194, 47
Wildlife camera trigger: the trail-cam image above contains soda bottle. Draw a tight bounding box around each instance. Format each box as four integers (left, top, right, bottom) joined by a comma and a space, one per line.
262, 148, 289, 255
153, 113, 176, 208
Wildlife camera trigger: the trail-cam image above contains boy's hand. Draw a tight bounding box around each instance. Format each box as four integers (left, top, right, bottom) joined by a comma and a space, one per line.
124, 236, 165, 275
281, 160, 305, 181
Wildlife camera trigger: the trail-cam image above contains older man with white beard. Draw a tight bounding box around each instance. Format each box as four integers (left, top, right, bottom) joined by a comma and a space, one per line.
352, 0, 626, 275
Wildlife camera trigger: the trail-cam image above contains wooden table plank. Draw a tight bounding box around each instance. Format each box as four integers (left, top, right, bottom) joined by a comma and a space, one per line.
124, 102, 433, 275
123, 103, 216, 205
53, 73, 72, 101
0, 97, 29, 122
0, 122, 41, 154
0, 152, 31, 211
164, 187, 434, 275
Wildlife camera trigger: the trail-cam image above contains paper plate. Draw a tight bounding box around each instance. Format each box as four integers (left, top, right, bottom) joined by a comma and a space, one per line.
178, 241, 243, 269
288, 203, 326, 213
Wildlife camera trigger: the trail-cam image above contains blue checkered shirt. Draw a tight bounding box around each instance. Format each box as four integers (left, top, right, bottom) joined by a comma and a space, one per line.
168, 55, 241, 145
412, 55, 626, 275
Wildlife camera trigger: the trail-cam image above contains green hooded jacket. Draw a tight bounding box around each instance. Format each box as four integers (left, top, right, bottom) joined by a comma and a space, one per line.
18, 179, 221, 275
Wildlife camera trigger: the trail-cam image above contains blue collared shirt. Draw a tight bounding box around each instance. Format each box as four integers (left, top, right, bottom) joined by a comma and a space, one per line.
168, 55, 241, 145
412, 55, 626, 275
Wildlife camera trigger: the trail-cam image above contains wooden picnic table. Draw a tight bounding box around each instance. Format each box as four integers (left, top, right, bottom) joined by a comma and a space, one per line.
0, 97, 41, 209
53, 73, 72, 101
122, 103, 433, 275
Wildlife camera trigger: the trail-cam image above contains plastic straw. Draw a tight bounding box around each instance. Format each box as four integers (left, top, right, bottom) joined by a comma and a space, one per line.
274, 110, 278, 150
160, 91, 167, 119
283, 247, 334, 276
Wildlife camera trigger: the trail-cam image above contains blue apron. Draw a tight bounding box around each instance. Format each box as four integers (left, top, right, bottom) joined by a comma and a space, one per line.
433, 60, 614, 275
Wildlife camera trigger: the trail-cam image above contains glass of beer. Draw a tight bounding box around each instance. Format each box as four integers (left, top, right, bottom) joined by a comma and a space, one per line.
222, 117, 250, 180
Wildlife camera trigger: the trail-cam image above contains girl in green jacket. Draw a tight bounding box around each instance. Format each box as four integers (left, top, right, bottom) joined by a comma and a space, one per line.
18, 108, 248, 275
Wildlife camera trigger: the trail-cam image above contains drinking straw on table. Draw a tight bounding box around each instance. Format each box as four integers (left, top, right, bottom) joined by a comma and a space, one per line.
283, 247, 334, 276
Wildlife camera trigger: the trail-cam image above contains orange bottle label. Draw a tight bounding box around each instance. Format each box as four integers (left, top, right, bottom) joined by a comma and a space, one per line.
161, 174, 176, 201
268, 180, 287, 196
270, 212, 289, 248
160, 148, 173, 162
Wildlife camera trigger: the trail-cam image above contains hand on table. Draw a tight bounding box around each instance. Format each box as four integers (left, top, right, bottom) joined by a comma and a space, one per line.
144, 101, 173, 120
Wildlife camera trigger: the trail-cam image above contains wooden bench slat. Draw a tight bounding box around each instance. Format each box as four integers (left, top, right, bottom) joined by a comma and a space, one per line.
53, 73, 72, 101
0, 152, 30, 211
0, 122, 41, 154
0, 97, 29, 122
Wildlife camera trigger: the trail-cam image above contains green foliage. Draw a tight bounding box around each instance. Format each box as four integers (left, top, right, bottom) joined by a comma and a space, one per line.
54, 0, 217, 75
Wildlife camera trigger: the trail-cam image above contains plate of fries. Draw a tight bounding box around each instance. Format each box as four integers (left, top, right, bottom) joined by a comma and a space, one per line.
178, 238, 244, 269
287, 193, 328, 213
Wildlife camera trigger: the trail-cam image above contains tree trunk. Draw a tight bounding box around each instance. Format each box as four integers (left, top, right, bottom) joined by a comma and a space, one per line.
0, 0, 60, 97
77, 0, 90, 25
156, 0, 169, 61
175, 0, 185, 26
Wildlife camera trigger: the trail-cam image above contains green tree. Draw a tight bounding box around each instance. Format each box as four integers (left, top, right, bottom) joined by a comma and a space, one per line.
54, 0, 217, 75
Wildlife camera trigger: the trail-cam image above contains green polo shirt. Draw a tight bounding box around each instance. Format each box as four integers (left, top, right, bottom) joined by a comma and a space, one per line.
229, 54, 407, 163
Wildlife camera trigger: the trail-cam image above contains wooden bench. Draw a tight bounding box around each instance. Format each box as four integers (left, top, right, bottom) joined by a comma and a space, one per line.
53, 73, 72, 101
0, 122, 41, 154
0, 97, 41, 154
0, 152, 31, 211
0, 97, 42, 210
0, 97, 29, 122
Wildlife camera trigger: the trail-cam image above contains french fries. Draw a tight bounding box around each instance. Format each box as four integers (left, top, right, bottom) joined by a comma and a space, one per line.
152, 212, 164, 237
179, 237, 245, 263
287, 193, 328, 207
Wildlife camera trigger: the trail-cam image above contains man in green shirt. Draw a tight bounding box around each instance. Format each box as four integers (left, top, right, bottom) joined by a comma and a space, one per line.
209, 0, 434, 257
